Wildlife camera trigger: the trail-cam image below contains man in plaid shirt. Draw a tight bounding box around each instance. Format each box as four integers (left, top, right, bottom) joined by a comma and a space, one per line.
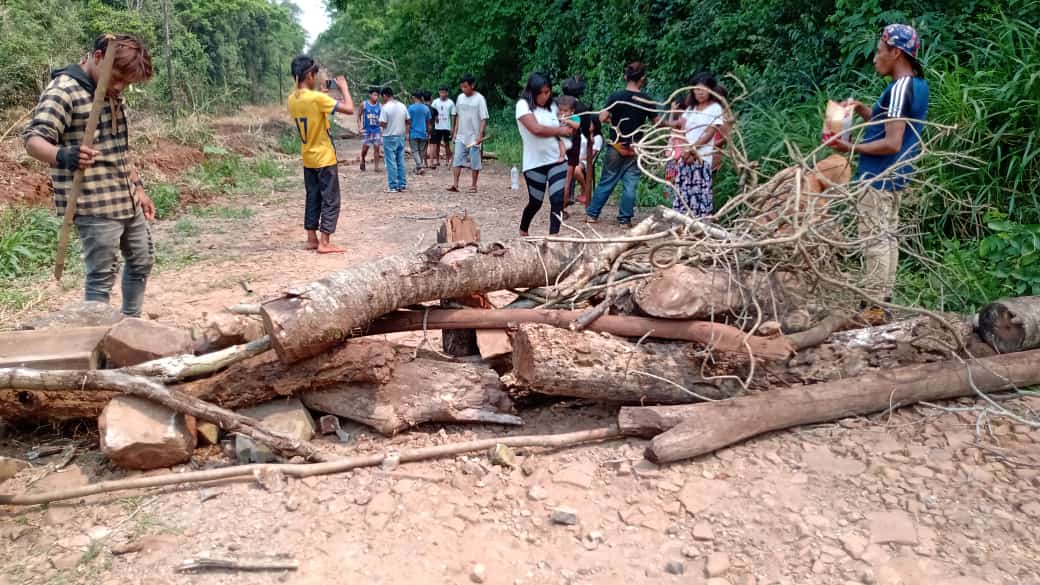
24, 34, 156, 317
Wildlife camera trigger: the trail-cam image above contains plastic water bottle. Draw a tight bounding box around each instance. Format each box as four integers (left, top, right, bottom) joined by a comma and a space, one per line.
510, 166, 519, 190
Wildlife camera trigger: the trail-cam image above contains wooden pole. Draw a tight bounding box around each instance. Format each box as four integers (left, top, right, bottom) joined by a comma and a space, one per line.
643, 349, 1040, 464
162, 0, 176, 119
54, 37, 118, 280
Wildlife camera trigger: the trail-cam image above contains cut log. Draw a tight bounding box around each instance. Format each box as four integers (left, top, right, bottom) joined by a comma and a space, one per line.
261, 240, 584, 364
300, 358, 519, 435
0, 368, 328, 462
977, 297, 1040, 353
633, 265, 785, 321
438, 213, 484, 357
512, 323, 740, 403
0, 326, 109, 370
644, 349, 1040, 464
370, 308, 793, 360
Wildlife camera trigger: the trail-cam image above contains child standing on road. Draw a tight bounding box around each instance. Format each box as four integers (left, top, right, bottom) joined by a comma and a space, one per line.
431, 86, 455, 169
288, 55, 355, 253
407, 92, 432, 174
357, 87, 382, 171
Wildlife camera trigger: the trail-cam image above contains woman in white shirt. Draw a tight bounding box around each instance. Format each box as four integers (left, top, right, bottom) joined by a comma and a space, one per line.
666, 72, 725, 217
515, 72, 575, 235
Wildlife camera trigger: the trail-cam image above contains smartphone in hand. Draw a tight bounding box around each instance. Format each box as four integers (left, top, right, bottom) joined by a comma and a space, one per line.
326, 79, 337, 90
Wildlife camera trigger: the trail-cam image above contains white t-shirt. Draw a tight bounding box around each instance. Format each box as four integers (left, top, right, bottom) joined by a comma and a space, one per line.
515, 99, 562, 172
681, 103, 725, 165
432, 98, 455, 131
455, 92, 489, 145
378, 99, 409, 136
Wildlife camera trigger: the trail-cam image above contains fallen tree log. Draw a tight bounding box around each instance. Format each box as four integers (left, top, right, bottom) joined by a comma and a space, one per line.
369, 308, 793, 360
977, 297, 1040, 353
0, 368, 328, 462
300, 358, 519, 435
642, 348, 1040, 464
551, 215, 661, 299
0, 426, 620, 506
513, 324, 741, 402
633, 265, 785, 321
261, 240, 584, 364
438, 213, 485, 356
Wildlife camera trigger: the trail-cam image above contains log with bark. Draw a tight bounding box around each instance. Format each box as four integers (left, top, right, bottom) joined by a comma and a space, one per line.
300, 357, 520, 435
512, 323, 742, 403
977, 297, 1040, 353
639, 348, 1040, 464
369, 308, 793, 359
260, 240, 584, 364
632, 265, 786, 321
0, 368, 328, 461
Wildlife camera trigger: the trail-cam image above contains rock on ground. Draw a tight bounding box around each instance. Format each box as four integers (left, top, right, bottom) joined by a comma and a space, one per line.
18, 300, 124, 330
235, 398, 315, 463
99, 395, 196, 470
192, 312, 265, 353
101, 318, 194, 367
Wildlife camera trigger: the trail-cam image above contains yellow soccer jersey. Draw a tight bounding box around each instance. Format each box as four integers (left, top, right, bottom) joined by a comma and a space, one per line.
288, 89, 338, 168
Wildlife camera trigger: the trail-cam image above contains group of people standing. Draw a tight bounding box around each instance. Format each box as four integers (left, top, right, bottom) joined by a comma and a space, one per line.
354, 76, 490, 194
514, 61, 730, 236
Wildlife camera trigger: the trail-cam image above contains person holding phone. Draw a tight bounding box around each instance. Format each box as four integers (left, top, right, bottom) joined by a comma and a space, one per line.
288, 55, 354, 253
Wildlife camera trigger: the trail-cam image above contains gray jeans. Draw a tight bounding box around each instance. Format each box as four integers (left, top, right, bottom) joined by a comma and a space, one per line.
74, 211, 154, 317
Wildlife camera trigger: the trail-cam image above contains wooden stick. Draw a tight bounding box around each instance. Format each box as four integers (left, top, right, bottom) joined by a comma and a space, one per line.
0, 368, 327, 462
369, 308, 793, 360
177, 557, 299, 573
120, 336, 271, 381
787, 311, 849, 350
642, 349, 1040, 464
977, 296, 1040, 353
54, 37, 118, 280
0, 426, 620, 505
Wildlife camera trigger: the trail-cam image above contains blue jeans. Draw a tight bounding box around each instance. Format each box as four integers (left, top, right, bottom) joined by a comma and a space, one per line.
586, 147, 641, 224
74, 211, 154, 317
383, 135, 407, 190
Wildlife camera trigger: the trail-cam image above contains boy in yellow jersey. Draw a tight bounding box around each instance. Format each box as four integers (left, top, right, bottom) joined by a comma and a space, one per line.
288, 55, 355, 253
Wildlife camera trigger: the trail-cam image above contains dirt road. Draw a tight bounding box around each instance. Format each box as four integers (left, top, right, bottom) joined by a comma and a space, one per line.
1, 119, 1037, 585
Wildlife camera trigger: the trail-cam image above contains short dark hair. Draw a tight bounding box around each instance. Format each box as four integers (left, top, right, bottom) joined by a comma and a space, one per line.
291, 55, 317, 82
556, 95, 578, 111
438, 85, 449, 92
368, 86, 380, 95
422, 90, 432, 100
95, 34, 153, 82
460, 73, 476, 87
624, 61, 647, 83
562, 76, 586, 98
381, 86, 394, 97
412, 91, 423, 99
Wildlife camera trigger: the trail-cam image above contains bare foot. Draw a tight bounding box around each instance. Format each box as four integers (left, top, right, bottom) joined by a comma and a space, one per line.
317, 243, 346, 254
519, 230, 529, 237
305, 241, 319, 250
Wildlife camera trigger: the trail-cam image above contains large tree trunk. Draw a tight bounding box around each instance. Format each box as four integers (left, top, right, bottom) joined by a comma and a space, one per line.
644, 348, 1040, 464
370, 308, 793, 360
512, 323, 741, 403
977, 297, 1040, 353
300, 358, 519, 435
260, 240, 583, 364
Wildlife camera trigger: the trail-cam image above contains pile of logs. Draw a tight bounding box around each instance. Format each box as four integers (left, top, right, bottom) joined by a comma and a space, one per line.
2, 211, 1040, 501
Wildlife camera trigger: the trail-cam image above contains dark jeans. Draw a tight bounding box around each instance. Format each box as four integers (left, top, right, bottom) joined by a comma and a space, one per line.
520, 161, 568, 235
304, 165, 341, 234
410, 138, 428, 172
586, 147, 641, 224
74, 211, 154, 317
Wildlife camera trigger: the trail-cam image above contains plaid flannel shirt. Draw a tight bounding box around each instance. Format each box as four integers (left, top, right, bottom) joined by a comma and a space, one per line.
23, 68, 139, 220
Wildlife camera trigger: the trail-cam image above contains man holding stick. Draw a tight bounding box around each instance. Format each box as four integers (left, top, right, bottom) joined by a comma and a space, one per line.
24, 34, 156, 317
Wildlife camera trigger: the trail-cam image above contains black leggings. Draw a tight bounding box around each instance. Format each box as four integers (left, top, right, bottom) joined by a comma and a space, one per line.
519, 161, 569, 234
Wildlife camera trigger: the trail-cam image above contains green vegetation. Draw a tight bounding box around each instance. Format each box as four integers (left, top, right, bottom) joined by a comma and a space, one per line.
0, 0, 305, 111
0, 207, 60, 280
318, 0, 1039, 313
278, 127, 303, 156
148, 183, 179, 220
190, 205, 256, 220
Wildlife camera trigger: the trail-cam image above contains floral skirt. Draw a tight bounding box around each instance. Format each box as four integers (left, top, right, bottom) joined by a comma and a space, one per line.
671, 158, 713, 217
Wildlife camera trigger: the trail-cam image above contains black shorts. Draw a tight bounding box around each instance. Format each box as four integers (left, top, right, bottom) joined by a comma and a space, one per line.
303, 165, 341, 234
431, 129, 452, 145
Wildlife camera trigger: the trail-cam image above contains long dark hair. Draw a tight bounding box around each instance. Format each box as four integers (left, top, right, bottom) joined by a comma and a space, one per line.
688, 71, 720, 106
522, 72, 553, 110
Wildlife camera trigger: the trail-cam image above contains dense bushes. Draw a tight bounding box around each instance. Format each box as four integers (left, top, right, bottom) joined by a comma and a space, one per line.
0, 0, 305, 111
